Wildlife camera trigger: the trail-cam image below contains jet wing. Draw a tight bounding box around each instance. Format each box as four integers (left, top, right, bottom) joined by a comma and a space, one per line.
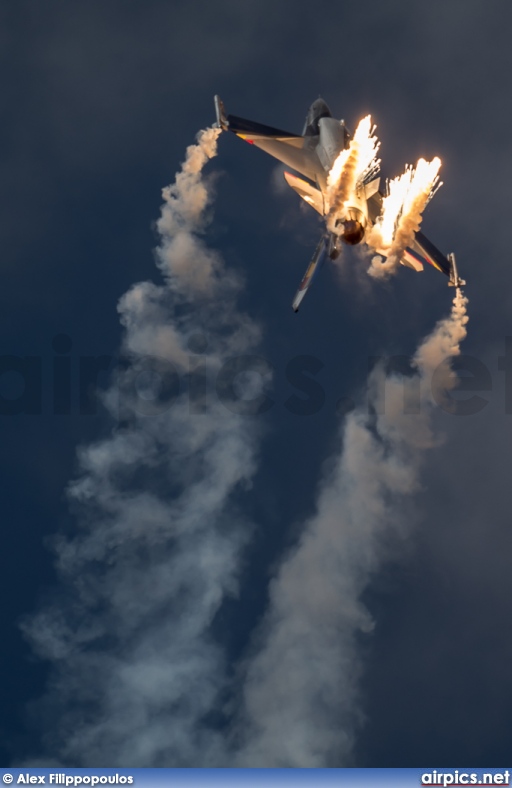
283, 171, 324, 215
225, 113, 298, 140
368, 217, 452, 276
397, 232, 453, 275
411, 230, 452, 278
224, 111, 322, 183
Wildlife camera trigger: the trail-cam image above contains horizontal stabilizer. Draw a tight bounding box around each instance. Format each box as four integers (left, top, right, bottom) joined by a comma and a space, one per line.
400, 246, 424, 272
284, 171, 324, 215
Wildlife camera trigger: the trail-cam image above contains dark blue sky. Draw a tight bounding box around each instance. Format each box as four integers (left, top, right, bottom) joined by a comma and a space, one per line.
1, 0, 512, 766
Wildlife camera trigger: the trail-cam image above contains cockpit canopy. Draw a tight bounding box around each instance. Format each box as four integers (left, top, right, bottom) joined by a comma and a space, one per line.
302, 98, 332, 136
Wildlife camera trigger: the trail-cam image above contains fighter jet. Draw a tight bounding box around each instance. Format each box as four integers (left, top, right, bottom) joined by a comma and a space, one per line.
214, 95, 465, 311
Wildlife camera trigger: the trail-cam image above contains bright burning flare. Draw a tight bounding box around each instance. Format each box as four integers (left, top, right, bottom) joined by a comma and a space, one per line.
369, 167, 414, 251
326, 115, 380, 232
368, 156, 442, 277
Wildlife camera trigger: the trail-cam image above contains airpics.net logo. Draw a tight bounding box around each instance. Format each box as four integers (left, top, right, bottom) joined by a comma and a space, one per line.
3, 335, 512, 419
422, 772, 510, 787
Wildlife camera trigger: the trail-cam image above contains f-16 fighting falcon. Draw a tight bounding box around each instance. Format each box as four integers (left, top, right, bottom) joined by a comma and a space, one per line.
214, 95, 465, 311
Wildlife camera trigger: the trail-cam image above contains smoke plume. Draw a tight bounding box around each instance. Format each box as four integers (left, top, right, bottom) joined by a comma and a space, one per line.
22, 128, 262, 767
236, 290, 468, 766
21, 122, 468, 770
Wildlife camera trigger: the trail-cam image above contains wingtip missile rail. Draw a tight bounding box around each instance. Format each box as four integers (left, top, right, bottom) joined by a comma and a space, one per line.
214, 95, 229, 131
447, 253, 466, 288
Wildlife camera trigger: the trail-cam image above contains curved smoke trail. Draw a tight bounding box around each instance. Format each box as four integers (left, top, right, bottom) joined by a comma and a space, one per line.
236, 291, 468, 767
21, 124, 468, 769
22, 128, 263, 767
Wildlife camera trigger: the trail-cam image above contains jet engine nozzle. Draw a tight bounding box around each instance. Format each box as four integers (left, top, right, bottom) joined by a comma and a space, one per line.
339, 208, 366, 246
342, 220, 365, 245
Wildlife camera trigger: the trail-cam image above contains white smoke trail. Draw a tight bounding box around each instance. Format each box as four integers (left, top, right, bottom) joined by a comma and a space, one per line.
236, 291, 468, 767
326, 116, 380, 234
368, 157, 441, 278
22, 128, 263, 767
